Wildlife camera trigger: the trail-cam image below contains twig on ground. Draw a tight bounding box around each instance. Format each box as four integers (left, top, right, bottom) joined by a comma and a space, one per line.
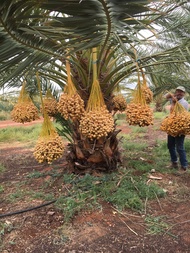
144, 196, 148, 215
118, 216, 138, 236
130, 177, 139, 192
170, 219, 190, 227
111, 206, 141, 218
154, 191, 163, 211
172, 211, 190, 219
161, 218, 190, 238
111, 206, 145, 230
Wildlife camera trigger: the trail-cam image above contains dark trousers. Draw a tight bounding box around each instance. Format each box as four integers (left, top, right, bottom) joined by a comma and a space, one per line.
167, 134, 188, 167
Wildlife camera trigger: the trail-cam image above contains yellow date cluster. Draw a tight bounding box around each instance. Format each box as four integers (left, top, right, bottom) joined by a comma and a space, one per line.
57, 93, 85, 121
33, 134, 65, 164
11, 101, 39, 123
126, 103, 153, 127
79, 108, 114, 140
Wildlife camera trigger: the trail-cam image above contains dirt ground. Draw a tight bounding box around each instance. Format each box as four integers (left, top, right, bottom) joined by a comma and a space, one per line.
0, 118, 190, 253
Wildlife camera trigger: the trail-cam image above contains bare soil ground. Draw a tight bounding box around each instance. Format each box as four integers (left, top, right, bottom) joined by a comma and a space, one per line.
0, 118, 190, 253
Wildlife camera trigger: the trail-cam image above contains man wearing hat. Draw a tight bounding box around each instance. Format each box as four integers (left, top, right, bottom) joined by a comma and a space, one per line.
166, 86, 189, 172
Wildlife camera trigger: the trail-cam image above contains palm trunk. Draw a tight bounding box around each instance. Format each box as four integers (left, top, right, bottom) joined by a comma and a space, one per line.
66, 121, 121, 173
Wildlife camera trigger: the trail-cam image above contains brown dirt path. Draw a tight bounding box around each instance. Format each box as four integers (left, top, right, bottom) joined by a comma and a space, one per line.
0, 118, 44, 129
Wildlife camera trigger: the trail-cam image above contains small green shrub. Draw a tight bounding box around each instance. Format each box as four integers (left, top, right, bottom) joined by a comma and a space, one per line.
145, 215, 170, 235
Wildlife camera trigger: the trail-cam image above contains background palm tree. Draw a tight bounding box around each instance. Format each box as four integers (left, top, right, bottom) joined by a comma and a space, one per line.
0, 0, 190, 171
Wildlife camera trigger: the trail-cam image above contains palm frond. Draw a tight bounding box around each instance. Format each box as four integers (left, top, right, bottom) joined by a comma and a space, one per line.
0, 0, 190, 94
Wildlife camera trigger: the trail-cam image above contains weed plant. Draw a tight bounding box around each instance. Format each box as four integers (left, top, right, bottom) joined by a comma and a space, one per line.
145, 215, 170, 235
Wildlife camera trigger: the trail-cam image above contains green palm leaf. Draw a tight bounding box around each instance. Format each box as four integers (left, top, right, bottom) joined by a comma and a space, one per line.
0, 0, 189, 92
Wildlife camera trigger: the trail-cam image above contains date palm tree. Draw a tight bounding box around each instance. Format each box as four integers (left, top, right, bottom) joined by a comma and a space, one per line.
0, 0, 190, 172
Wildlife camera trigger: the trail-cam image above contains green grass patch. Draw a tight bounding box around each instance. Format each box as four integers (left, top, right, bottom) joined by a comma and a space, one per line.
116, 119, 126, 126
55, 170, 165, 222
26, 171, 45, 178
0, 220, 15, 249
122, 140, 148, 151
27, 168, 64, 180
184, 138, 190, 152
0, 111, 11, 120
0, 122, 67, 143
115, 113, 126, 120
0, 185, 4, 193
0, 125, 41, 143
126, 159, 154, 172
30, 192, 54, 201
130, 125, 148, 134
153, 111, 168, 120
7, 189, 54, 202
7, 189, 26, 202
144, 215, 175, 236
0, 163, 6, 173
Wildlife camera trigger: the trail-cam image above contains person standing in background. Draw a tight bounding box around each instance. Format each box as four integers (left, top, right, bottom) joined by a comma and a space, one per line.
165, 86, 189, 173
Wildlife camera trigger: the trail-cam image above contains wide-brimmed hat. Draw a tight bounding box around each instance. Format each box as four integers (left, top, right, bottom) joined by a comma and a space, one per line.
176, 86, 186, 92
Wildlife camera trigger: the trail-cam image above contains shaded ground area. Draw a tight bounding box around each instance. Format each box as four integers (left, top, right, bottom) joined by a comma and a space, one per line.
0, 119, 190, 253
